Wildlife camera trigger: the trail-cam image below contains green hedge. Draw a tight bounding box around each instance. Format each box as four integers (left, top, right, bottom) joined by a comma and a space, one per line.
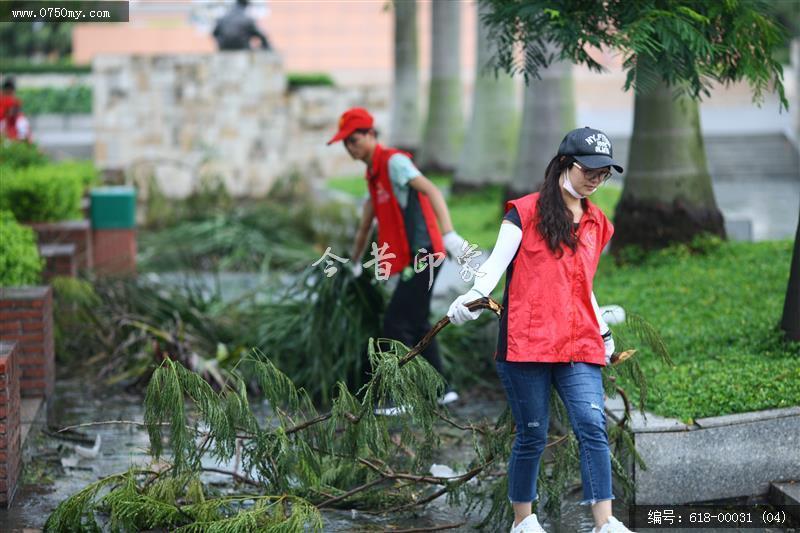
16, 86, 91, 115
0, 137, 49, 168
0, 163, 93, 222
0, 210, 43, 287
0, 61, 90, 75
287, 72, 335, 91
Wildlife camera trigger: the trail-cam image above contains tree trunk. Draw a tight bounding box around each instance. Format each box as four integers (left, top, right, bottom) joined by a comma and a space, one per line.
504, 49, 575, 202
784, 38, 800, 341
390, 0, 420, 154
792, 38, 800, 145
612, 76, 725, 252
416, 0, 462, 173
781, 210, 800, 341
453, 0, 516, 192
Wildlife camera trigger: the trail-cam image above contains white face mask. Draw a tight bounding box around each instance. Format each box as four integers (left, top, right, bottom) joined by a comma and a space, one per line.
562, 168, 585, 199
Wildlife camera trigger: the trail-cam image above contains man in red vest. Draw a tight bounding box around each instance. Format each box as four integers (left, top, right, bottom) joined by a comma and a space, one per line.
328, 107, 466, 412
0, 78, 21, 126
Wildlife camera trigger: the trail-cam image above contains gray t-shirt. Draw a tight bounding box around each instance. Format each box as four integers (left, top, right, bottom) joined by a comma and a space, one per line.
376, 153, 433, 253
388, 153, 421, 209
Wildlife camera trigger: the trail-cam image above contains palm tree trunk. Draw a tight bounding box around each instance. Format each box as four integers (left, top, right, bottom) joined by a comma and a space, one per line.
784, 38, 800, 341
453, 0, 516, 191
416, 0, 462, 173
390, 0, 420, 154
505, 48, 574, 202
612, 71, 725, 251
781, 211, 800, 341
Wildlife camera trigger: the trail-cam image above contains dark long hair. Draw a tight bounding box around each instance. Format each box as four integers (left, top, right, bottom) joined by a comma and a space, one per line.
536, 155, 578, 258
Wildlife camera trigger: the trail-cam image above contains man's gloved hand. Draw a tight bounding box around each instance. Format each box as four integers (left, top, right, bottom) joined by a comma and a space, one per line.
602, 330, 615, 365
442, 231, 466, 260
447, 288, 485, 326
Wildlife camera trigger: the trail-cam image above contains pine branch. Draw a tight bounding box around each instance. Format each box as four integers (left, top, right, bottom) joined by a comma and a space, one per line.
49, 294, 645, 531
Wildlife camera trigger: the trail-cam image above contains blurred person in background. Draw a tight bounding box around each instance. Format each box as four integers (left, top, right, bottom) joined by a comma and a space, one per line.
212, 0, 271, 51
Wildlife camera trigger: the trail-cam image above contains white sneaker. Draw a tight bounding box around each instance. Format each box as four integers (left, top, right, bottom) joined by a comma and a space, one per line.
437, 390, 460, 406
510, 513, 546, 533
591, 516, 636, 533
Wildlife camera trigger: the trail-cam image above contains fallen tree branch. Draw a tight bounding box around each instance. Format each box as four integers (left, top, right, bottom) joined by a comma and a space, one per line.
317, 477, 386, 508
201, 467, 260, 487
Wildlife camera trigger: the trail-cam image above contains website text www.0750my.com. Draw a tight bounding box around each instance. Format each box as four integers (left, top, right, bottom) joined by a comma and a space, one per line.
3, 1, 130, 22
11, 6, 112, 21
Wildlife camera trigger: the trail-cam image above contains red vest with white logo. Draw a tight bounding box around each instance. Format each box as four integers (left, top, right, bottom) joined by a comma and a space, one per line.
366, 144, 445, 276
496, 192, 614, 365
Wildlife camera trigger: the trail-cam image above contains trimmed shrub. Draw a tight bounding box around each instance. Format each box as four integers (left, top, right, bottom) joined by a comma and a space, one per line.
16, 86, 92, 115
0, 137, 49, 168
0, 61, 90, 75
53, 160, 99, 189
0, 210, 43, 286
287, 72, 335, 91
0, 164, 85, 222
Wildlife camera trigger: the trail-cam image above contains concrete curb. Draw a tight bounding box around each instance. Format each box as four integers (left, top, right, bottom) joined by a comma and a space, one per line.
605, 397, 800, 504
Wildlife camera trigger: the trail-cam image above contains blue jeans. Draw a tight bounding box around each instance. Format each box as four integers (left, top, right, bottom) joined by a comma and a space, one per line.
495, 360, 615, 506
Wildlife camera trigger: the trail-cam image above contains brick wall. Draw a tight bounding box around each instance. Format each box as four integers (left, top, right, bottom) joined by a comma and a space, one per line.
29, 220, 93, 272
0, 287, 55, 399
39, 244, 78, 282
0, 341, 22, 506
93, 229, 137, 276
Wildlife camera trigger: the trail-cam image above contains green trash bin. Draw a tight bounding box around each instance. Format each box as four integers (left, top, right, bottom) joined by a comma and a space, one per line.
89, 186, 136, 229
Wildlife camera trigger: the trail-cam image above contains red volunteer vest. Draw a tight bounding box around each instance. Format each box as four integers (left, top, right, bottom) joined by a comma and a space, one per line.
366, 144, 445, 276
0, 95, 19, 121
497, 192, 613, 365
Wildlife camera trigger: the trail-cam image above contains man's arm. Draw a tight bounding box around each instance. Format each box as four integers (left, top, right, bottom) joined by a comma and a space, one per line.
255, 31, 270, 49
247, 20, 270, 50
407, 175, 454, 235
350, 197, 375, 262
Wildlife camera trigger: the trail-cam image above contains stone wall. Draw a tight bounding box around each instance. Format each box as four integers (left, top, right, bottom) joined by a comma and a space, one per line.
93, 51, 388, 199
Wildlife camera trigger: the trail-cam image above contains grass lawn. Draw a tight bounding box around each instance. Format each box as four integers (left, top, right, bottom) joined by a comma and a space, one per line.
327, 174, 800, 422
596, 239, 800, 423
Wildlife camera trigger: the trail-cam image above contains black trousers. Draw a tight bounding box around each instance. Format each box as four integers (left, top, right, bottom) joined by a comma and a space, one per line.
377, 263, 446, 380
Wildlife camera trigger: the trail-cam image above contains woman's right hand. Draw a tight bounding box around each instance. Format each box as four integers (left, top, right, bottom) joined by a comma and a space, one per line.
447, 289, 485, 326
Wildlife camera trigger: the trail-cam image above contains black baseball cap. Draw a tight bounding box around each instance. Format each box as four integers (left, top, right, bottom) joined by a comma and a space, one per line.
557, 126, 623, 173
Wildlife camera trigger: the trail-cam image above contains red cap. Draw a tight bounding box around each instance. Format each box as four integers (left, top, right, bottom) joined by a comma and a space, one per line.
327, 107, 374, 145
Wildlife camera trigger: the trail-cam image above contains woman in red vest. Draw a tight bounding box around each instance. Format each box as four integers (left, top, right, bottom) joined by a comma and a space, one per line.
447, 128, 635, 533
328, 107, 466, 411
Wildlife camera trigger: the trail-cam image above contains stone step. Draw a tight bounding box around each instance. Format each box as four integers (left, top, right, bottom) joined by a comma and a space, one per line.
612, 133, 800, 182
768, 481, 800, 524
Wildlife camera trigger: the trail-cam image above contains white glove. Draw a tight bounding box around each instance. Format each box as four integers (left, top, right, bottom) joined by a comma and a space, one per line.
603, 330, 615, 365
447, 288, 485, 326
350, 261, 363, 278
442, 231, 466, 260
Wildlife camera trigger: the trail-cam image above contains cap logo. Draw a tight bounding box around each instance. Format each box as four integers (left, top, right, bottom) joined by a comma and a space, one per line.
584, 133, 611, 155
338, 116, 346, 128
